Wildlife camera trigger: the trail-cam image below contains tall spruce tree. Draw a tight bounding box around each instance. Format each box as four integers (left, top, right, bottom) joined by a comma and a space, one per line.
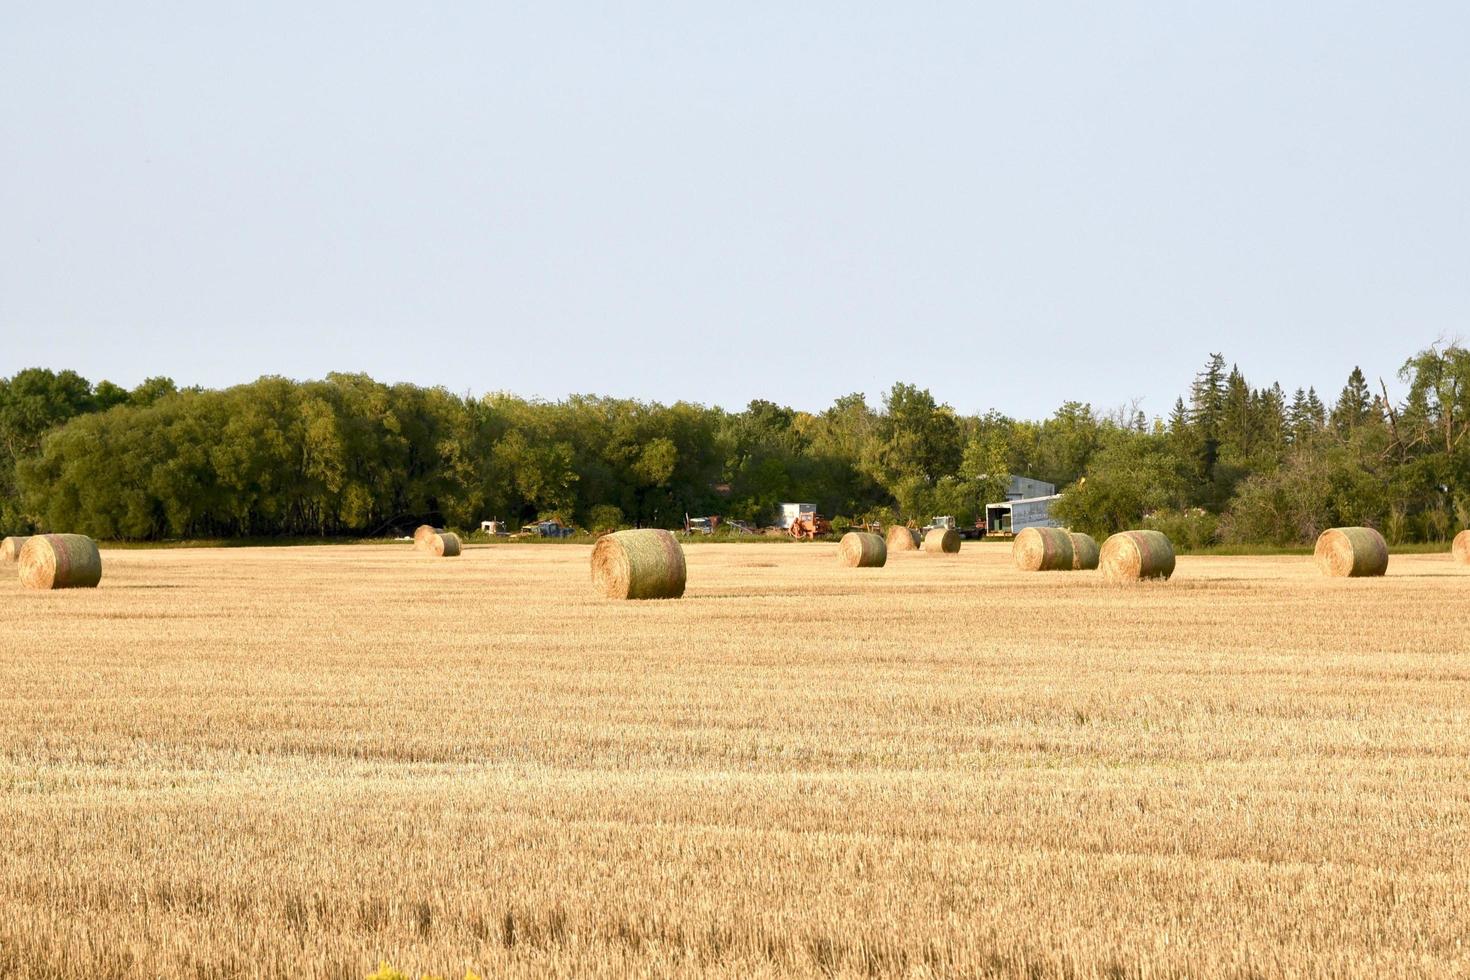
1331, 367, 1373, 434
1220, 365, 1253, 459
1189, 353, 1228, 480
1305, 388, 1327, 429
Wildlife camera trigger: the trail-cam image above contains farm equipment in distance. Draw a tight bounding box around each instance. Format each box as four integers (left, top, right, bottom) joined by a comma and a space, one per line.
518, 518, 576, 539
921, 515, 987, 540
683, 514, 722, 535
788, 513, 833, 540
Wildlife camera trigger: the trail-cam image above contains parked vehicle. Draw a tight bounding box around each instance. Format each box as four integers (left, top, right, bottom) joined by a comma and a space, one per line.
519, 518, 575, 539
683, 514, 721, 535
921, 515, 986, 540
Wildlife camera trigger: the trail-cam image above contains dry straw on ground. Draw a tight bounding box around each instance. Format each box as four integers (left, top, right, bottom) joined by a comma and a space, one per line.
921, 528, 960, 554
1070, 532, 1100, 570
838, 531, 887, 567
16, 533, 102, 590
429, 532, 461, 558
885, 525, 920, 551
2, 543, 1468, 978
0, 536, 27, 563
1315, 527, 1389, 577
1099, 529, 1175, 582
1012, 527, 1074, 571
1451, 530, 1470, 565
590, 529, 686, 599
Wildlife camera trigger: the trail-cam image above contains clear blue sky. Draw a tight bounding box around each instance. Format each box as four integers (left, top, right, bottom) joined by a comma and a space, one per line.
3, 3, 1466, 420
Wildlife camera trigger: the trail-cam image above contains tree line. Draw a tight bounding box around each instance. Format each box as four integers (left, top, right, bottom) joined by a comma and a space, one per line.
2, 341, 1468, 544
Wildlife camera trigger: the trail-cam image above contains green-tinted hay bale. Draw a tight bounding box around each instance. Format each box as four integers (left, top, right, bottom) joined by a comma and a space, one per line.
886, 525, 921, 551
922, 528, 960, 554
1069, 532, 1100, 571
1, 536, 28, 563
1314, 527, 1388, 577
1012, 527, 1073, 571
838, 531, 887, 567
1452, 529, 1470, 565
591, 529, 686, 599
18, 534, 102, 590
1099, 530, 1175, 583
429, 532, 461, 557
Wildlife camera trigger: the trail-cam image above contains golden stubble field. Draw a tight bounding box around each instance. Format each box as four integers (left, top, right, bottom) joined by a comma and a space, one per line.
1, 542, 1467, 979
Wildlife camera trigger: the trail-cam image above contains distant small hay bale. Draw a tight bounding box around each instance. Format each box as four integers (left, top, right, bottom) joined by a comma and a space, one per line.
886, 526, 920, 551
1314, 527, 1388, 578
591, 529, 686, 599
1099, 530, 1175, 583
838, 531, 887, 568
1453, 530, 1470, 565
1070, 532, 1100, 571
413, 525, 442, 551
429, 532, 462, 557
1012, 527, 1073, 571
1, 536, 29, 563
922, 528, 960, 554
18, 534, 102, 590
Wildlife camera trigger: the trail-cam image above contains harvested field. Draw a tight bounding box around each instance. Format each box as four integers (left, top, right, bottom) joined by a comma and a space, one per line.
2, 542, 1468, 978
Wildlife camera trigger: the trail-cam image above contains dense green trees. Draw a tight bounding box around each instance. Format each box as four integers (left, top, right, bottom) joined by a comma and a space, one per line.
4, 342, 1470, 544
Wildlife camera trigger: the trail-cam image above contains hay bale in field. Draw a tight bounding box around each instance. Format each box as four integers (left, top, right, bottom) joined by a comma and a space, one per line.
1453, 530, 1470, 565
1099, 530, 1175, 583
1012, 527, 1073, 571
429, 532, 462, 557
1, 536, 28, 563
922, 528, 960, 554
591, 529, 686, 599
17, 534, 102, 590
1314, 527, 1388, 578
838, 531, 887, 568
1070, 532, 1100, 571
886, 525, 921, 551
413, 525, 442, 551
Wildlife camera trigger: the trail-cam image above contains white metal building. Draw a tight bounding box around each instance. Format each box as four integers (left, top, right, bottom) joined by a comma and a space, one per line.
1003, 475, 1056, 500
775, 502, 817, 530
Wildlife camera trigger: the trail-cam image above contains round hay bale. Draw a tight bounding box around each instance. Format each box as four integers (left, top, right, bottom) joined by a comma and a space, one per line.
413, 525, 442, 551
18, 534, 102, 590
1314, 527, 1388, 578
1453, 530, 1470, 565
886, 525, 920, 551
591, 529, 686, 599
429, 532, 462, 557
838, 531, 887, 568
1012, 527, 1074, 571
922, 528, 960, 554
1, 536, 29, 563
1099, 530, 1175, 583
1069, 532, 1100, 571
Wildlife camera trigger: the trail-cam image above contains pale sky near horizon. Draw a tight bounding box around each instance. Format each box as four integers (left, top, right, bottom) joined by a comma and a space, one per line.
3, 3, 1467, 420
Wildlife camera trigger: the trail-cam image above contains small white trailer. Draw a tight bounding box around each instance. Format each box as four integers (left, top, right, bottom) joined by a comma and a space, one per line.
984, 494, 1063, 535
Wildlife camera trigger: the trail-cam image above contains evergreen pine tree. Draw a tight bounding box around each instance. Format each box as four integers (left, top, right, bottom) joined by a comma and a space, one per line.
1288, 387, 1310, 444
1168, 397, 1191, 434
1256, 383, 1288, 461
1189, 353, 1227, 477
1221, 365, 1253, 457
1331, 366, 1373, 433
1305, 387, 1327, 428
